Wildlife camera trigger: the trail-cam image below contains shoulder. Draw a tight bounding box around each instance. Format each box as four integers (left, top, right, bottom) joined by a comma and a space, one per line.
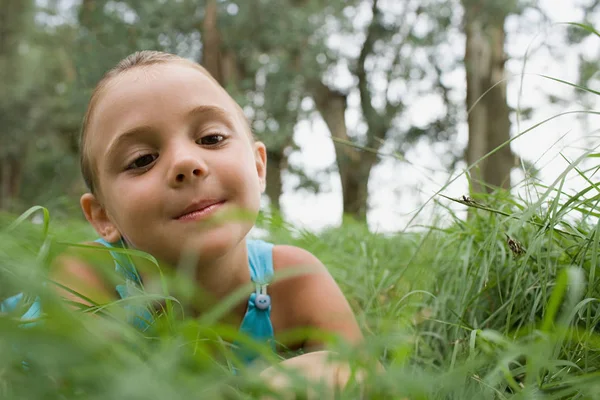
50, 241, 116, 305
270, 245, 362, 346
271, 244, 333, 287
272, 244, 326, 273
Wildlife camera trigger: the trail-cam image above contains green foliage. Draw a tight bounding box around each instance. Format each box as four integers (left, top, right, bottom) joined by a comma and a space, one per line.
3, 152, 600, 398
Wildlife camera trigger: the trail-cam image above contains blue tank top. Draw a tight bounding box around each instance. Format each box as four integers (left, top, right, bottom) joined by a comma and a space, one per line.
1, 239, 276, 363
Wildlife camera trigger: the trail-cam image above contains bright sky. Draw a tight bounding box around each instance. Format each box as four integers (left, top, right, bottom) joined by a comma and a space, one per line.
279, 0, 600, 233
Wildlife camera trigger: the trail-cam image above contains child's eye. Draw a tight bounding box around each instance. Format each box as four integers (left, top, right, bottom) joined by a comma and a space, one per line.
198, 134, 225, 146
127, 154, 158, 170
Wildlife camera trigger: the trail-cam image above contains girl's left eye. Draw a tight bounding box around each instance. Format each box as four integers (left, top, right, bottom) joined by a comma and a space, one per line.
198, 134, 225, 146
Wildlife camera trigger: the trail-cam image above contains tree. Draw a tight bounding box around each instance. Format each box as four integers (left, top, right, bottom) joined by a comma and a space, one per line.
310, 0, 458, 222
462, 0, 523, 195
567, 1, 600, 113
0, 0, 37, 210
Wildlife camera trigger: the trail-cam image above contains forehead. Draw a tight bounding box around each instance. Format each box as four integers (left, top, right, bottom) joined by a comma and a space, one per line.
86, 62, 240, 156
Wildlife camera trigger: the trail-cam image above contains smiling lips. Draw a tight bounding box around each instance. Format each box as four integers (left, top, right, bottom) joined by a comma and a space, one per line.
175, 200, 225, 221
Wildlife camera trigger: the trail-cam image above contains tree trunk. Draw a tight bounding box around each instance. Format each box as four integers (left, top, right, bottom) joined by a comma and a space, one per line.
464, 5, 512, 195
201, 0, 233, 87
483, 24, 512, 190
0, 151, 24, 211
312, 82, 376, 222
265, 149, 286, 210
0, 160, 10, 210
464, 17, 489, 194
341, 153, 376, 222
201, 0, 223, 84
0, 0, 31, 211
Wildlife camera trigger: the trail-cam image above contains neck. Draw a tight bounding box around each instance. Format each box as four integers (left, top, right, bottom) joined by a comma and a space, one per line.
138, 239, 251, 321
192, 239, 250, 302
186, 239, 251, 324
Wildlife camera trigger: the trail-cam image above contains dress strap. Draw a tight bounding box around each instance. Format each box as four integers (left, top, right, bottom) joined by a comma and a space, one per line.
0, 292, 41, 326
246, 239, 274, 285
237, 240, 275, 362
95, 238, 152, 331
94, 238, 142, 285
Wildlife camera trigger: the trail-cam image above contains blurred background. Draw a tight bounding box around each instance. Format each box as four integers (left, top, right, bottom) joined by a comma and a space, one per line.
1, 0, 599, 232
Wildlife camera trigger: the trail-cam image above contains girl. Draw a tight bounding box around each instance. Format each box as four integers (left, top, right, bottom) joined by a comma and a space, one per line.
52, 50, 363, 391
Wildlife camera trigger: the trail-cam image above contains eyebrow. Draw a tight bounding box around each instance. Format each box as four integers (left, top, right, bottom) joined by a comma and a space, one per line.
185, 105, 236, 128
104, 105, 236, 163
104, 125, 157, 165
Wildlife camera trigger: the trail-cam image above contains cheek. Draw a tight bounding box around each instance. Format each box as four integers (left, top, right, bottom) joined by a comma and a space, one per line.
109, 177, 160, 219
217, 155, 262, 208
233, 154, 262, 194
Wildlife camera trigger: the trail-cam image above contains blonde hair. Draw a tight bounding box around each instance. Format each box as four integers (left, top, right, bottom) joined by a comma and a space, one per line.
80, 50, 251, 194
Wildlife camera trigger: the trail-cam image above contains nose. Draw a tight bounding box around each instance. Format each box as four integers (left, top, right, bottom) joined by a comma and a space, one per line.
167, 145, 208, 187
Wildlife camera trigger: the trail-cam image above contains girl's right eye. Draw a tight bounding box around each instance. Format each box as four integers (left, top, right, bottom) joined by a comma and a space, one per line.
127, 154, 158, 170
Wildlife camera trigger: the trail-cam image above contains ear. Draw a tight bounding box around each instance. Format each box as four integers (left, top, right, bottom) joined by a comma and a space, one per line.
80, 193, 121, 243
253, 141, 267, 193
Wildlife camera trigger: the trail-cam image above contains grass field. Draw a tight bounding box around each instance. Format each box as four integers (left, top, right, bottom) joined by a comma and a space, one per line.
2, 162, 600, 399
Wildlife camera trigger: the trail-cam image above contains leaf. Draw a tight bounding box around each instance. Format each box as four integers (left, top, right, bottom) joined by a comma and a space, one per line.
541, 267, 585, 332
6, 206, 50, 237
537, 74, 600, 97
561, 22, 600, 40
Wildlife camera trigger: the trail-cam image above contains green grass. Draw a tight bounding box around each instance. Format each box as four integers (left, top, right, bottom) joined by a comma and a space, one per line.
2, 166, 600, 399
3, 161, 600, 398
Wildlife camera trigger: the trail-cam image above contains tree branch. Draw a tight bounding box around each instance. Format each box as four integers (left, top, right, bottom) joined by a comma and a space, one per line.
311, 81, 359, 164
382, 2, 424, 129
356, 0, 425, 149
356, 0, 383, 150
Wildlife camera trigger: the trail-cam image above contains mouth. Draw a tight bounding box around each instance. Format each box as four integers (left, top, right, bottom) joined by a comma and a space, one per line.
175, 200, 226, 221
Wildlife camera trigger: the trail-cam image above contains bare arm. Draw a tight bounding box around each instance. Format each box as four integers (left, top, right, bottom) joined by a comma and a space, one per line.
259, 246, 369, 397
49, 242, 117, 307
272, 245, 363, 349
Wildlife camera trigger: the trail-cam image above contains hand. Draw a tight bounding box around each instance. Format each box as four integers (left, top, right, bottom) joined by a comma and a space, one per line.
258, 351, 358, 400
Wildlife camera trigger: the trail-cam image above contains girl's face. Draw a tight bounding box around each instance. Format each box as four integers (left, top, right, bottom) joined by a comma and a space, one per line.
82, 62, 266, 266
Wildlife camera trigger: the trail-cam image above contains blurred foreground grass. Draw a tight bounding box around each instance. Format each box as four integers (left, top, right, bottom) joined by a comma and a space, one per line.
2, 164, 600, 400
